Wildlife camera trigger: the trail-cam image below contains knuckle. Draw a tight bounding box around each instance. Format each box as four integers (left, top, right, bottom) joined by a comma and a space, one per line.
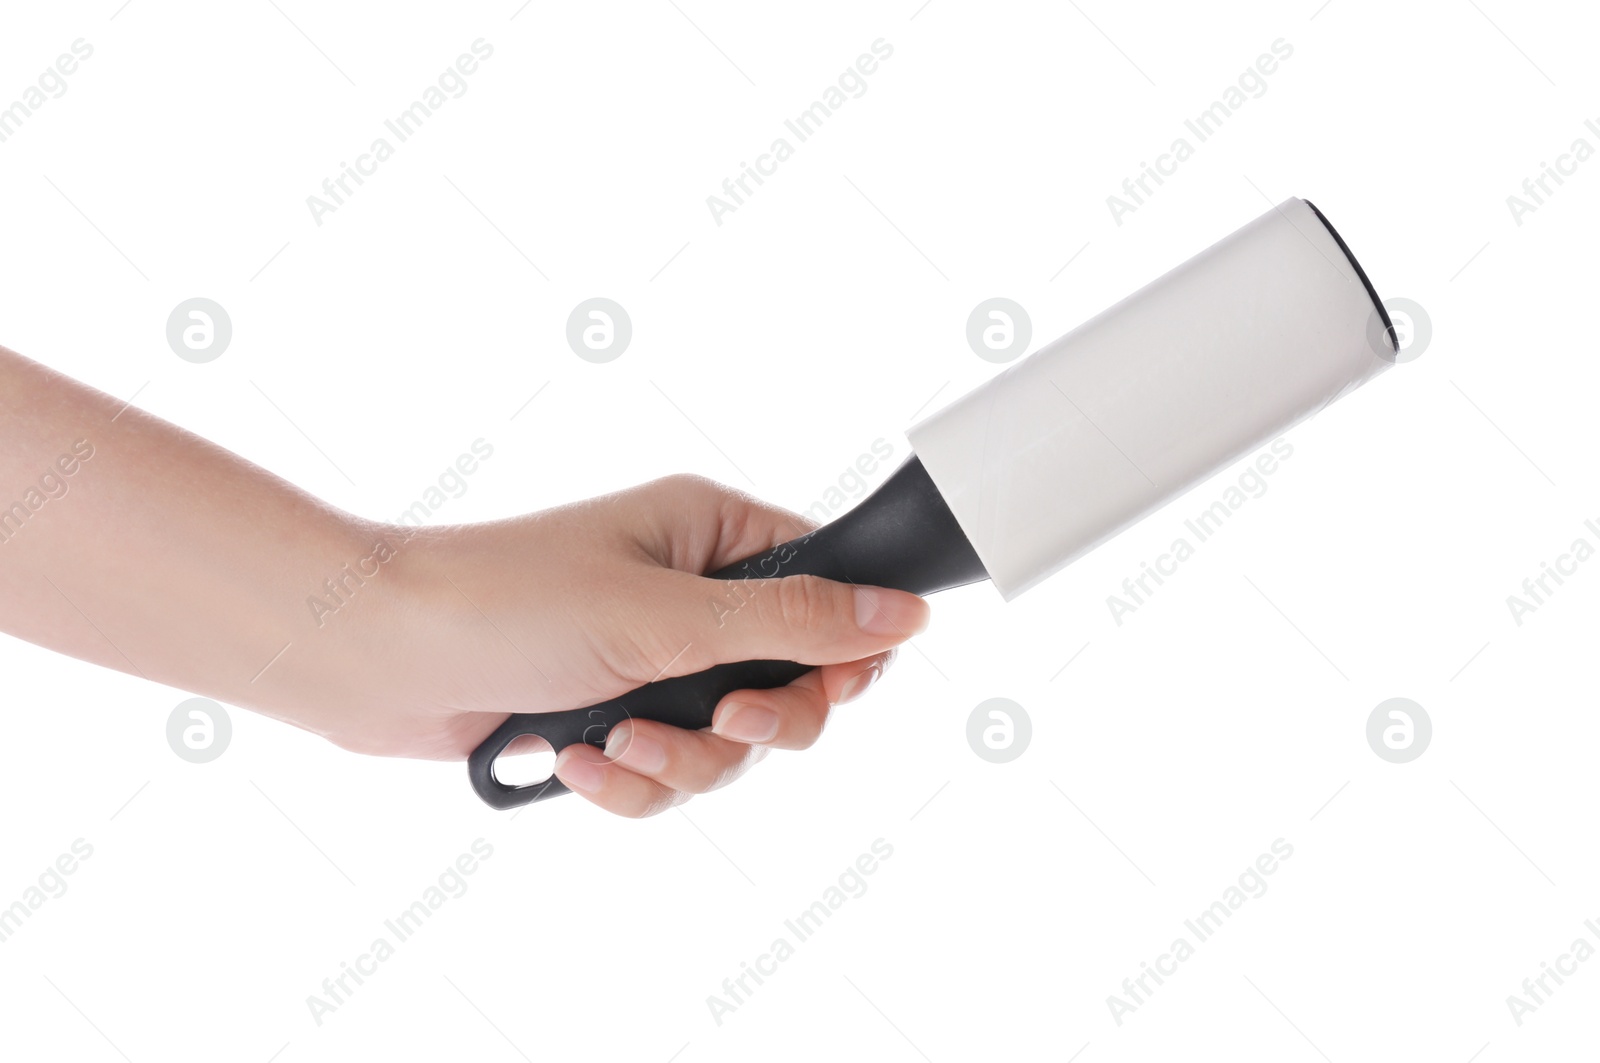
701, 743, 766, 792
774, 574, 840, 633
590, 634, 659, 686
625, 787, 689, 818
584, 614, 687, 686
652, 472, 722, 501
791, 699, 830, 750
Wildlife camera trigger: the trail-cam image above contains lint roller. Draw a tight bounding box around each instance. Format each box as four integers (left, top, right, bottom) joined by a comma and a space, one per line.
469, 197, 1397, 809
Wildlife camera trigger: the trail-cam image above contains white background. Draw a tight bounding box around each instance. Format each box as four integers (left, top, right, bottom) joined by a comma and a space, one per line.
1, 0, 1596, 1059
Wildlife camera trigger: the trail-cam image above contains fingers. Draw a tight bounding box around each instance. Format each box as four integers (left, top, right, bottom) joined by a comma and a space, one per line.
554, 745, 683, 818
709, 649, 892, 750
655, 569, 927, 680
817, 648, 893, 707
552, 649, 893, 818
622, 474, 818, 575
698, 483, 817, 571
553, 724, 766, 818
718, 575, 929, 668
711, 680, 823, 749
609, 475, 929, 682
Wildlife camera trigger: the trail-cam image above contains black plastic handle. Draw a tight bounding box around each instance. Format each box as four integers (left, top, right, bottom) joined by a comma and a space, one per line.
467, 455, 989, 809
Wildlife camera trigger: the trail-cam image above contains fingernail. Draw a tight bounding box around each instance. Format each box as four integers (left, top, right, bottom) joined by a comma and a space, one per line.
716, 703, 780, 743
605, 723, 667, 774
854, 587, 929, 638
838, 664, 881, 705
557, 748, 607, 793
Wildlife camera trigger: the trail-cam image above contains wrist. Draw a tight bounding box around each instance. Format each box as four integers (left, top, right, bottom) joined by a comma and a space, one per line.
227, 515, 450, 749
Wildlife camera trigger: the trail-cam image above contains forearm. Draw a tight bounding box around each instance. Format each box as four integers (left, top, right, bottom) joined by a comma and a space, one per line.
0, 344, 416, 733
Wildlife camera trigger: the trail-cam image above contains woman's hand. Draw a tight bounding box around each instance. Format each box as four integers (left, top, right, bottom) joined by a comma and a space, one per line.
373, 475, 929, 817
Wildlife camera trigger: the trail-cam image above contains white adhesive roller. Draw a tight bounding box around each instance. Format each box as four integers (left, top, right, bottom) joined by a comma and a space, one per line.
908, 197, 1395, 600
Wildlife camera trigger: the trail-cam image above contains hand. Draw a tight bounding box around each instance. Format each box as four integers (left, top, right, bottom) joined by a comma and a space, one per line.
0, 344, 929, 817
375, 475, 930, 816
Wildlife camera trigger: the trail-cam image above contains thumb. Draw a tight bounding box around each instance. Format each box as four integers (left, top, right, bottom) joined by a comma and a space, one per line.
693, 574, 930, 670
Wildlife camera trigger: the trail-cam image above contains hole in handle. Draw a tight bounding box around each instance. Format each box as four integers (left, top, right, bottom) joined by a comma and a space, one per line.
490, 734, 556, 788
